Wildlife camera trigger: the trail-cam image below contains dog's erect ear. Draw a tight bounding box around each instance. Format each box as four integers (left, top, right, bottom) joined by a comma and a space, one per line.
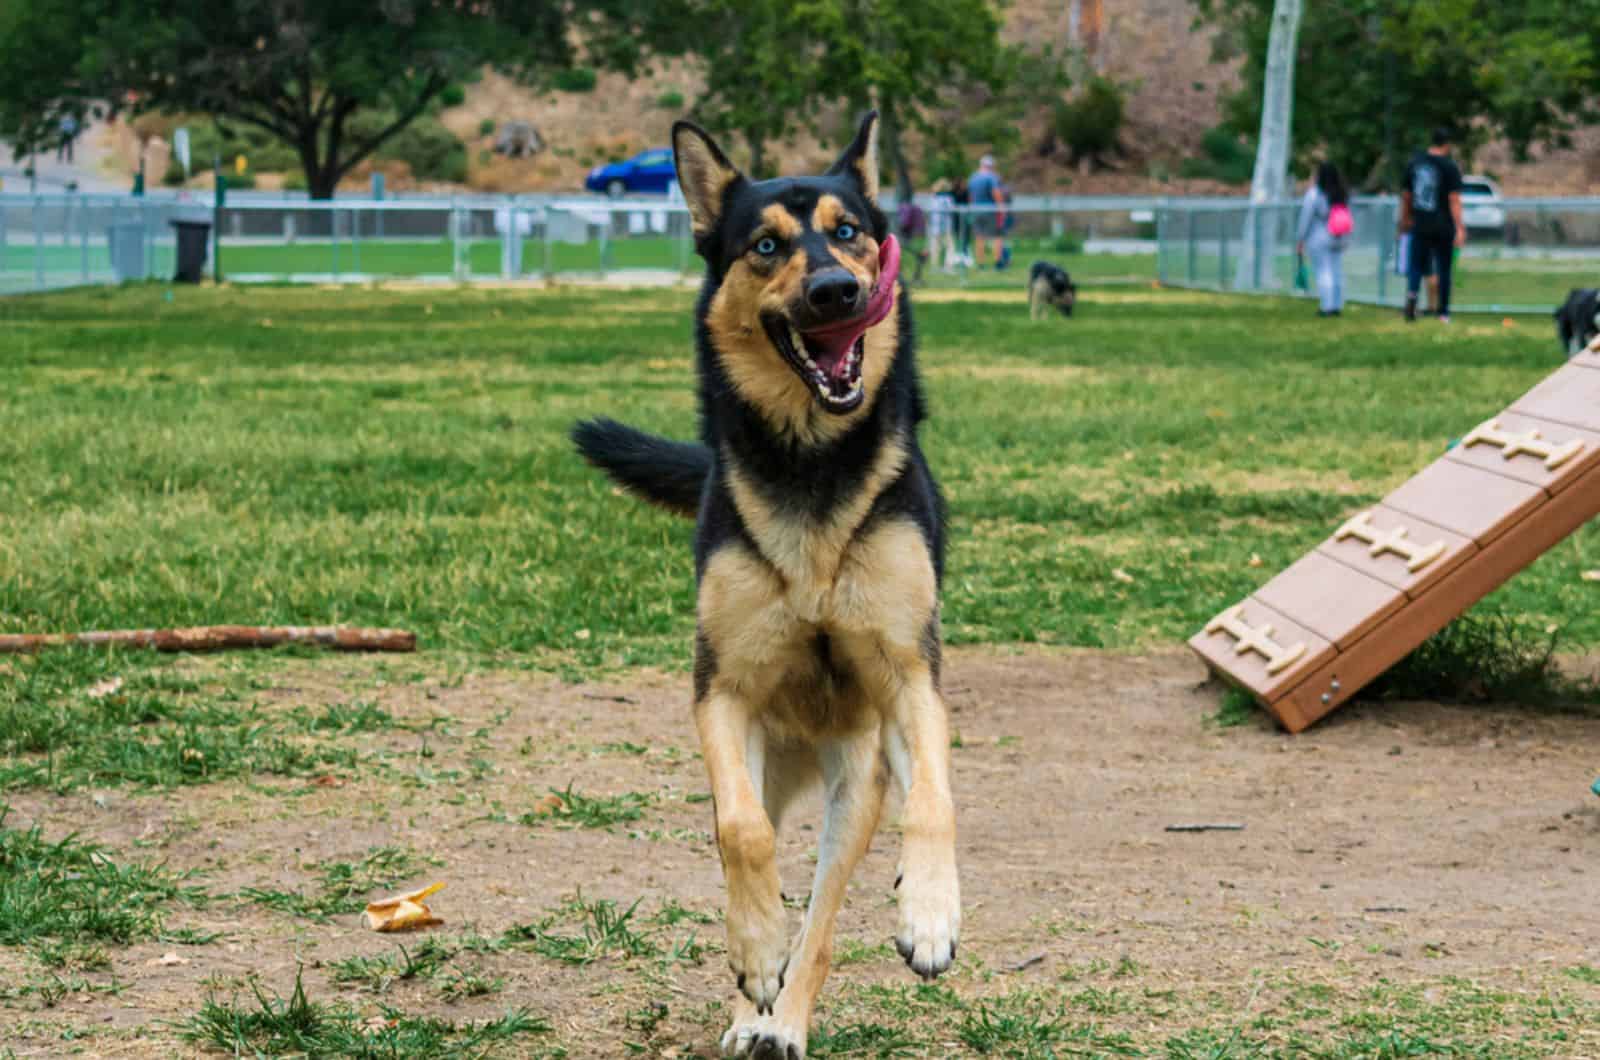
827, 110, 880, 202
672, 121, 743, 239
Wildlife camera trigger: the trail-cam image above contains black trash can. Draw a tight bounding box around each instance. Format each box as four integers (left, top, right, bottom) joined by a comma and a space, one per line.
170, 219, 211, 283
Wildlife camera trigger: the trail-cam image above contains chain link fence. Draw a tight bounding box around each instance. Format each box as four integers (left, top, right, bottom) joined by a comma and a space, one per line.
1157, 197, 1600, 314
13, 190, 1600, 311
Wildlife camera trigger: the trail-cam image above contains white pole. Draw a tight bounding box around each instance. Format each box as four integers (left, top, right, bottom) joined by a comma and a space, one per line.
1239, 0, 1303, 289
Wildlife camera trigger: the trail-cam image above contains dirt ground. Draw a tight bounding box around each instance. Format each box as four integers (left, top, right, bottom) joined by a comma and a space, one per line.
5, 647, 1599, 1057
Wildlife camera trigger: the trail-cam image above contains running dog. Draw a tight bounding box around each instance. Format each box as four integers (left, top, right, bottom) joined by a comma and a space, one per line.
572, 112, 958, 1059
1028, 260, 1077, 319
1554, 288, 1600, 357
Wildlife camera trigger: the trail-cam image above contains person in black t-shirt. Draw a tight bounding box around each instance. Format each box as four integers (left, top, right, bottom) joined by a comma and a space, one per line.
1399, 128, 1465, 322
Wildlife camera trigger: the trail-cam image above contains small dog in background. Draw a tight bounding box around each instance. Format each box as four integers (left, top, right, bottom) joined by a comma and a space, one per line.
1028, 261, 1077, 320
1554, 288, 1600, 357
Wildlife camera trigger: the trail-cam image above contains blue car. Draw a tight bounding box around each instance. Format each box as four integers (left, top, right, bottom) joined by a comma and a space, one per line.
585, 148, 676, 197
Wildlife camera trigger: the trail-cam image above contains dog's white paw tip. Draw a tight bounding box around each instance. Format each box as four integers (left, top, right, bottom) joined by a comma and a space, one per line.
722, 1015, 805, 1059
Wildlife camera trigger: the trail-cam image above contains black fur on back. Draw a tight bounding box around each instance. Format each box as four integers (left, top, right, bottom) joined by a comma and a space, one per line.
1554, 287, 1600, 357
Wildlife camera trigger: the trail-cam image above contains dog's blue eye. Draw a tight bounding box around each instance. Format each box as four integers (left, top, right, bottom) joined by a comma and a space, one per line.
755, 237, 778, 256
835, 224, 856, 240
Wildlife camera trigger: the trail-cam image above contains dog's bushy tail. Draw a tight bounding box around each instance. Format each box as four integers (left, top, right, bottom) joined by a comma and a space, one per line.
571, 418, 710, 518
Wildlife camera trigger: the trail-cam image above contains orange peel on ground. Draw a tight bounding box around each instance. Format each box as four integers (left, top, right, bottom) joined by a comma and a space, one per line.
363, 881, 445, 932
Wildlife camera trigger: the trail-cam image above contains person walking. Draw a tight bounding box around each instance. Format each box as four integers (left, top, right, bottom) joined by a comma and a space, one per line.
896, 192, 929, 284
951, 175, 972, 266
1295, 161, 1351, 317
1400, 128, 1465, 323
928, 178, 957, 271
56, 114, 78, 164
967, 155, 1001, 266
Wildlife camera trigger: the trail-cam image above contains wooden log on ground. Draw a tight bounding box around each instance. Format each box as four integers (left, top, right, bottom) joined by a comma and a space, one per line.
0, 625, 416, 655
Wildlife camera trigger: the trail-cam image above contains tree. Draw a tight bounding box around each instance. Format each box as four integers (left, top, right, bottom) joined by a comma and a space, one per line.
805, 0, 1012, 201
1245, 0, 1300, 205
0, 0, 690, 198
684, 0, 829, 178
1196, 0, 1588, 189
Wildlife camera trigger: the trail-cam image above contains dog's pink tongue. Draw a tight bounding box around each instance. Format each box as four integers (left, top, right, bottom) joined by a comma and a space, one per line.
802, 235, 901, 380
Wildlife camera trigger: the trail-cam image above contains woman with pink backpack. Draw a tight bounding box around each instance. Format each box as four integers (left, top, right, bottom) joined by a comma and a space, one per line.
1296, 162, 1353, 317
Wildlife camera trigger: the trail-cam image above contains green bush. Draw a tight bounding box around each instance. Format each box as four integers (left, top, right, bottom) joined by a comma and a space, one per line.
1178, 125, 1255, 184
220, 171, 256, 190
438, 84, 466, 108
1054, 76, 1126, 165
655, 90, 685, 111
281, 170, 307, 192
348, 111, 468, 184
554, 66, 597, 93
187, 120, 300, 174
1049, 231, 1085, 255
477, 118, 496, 137
161, 164, 187, 187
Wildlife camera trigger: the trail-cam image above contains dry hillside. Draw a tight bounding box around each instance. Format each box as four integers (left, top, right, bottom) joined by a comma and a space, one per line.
441, 0, 1246, 195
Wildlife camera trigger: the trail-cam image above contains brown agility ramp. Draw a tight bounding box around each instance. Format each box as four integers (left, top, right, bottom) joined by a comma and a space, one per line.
1191, 343, 1600, 732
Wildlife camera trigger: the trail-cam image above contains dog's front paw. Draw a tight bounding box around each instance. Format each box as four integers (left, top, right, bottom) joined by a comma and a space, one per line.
894, 857, 961, 980
721, 1007, 806, 1059
726, 890, 789, 1013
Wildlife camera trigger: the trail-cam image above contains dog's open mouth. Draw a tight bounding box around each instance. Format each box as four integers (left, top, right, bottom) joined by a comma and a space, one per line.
763, 235, 900, 415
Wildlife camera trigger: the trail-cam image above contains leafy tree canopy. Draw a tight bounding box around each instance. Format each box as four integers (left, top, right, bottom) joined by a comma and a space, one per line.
0, 0, 691, 197
683, 0, 1028, 198
1196, 0, 1589, 188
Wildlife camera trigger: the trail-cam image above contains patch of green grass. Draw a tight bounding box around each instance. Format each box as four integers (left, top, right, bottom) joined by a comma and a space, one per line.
1565, 965, 1600, 985
1367, 612, 1600, 715
4, 286, 1596, 674
1209, 687, 1260, 728
506, 893, 658, 966
330, 937, 457, 993
239, 846, 428, 921
437, 970, 505, 1000
0, 804, 206, 946
181, 968, 548, 1057
0, 647, 365, 793
808, 1019, 922, 1057
520, 784, 656, 829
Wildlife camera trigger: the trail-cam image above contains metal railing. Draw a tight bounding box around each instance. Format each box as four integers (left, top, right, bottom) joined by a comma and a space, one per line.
1156, 196, 1600, 314
11, 188, 1600, 312
2, 192, 1167, 292
0, 195, 198, 293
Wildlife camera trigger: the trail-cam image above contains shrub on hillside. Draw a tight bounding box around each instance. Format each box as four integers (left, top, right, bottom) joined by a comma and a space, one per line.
348, 112, 468, 184
1054, 76, 1125, 166
554, 67, 598, 93
1178, 125, 1255, 184
187, 120, 301, 175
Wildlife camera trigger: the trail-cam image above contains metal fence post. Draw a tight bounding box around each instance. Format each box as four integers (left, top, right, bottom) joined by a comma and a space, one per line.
1376, 201, 1389, 306
542, 207, 554, 278
1186, 212, 1196, 286
1217, 216, 1228, 290
32, 194, 44, 291
80, 194, 90, 283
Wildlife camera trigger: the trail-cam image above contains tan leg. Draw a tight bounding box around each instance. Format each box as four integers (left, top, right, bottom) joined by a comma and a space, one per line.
884, 666, 960, 979
723, 730, 887, 1059
698, 690, 789, 1014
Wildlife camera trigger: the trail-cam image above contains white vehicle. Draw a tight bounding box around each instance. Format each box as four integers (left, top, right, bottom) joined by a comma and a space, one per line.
1459, 175, 1505, 236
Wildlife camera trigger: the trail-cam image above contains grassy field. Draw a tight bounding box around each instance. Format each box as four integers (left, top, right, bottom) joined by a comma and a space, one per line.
2, 281, 1596, 665
2, 282, 1599, 1057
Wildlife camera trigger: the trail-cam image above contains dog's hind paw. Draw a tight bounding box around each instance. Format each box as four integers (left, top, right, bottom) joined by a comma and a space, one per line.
722, 1011, 805, 1059
894, 860, 961, 980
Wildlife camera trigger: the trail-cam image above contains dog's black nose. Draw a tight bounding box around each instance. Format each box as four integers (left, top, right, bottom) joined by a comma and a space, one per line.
804, 269, 861, 315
